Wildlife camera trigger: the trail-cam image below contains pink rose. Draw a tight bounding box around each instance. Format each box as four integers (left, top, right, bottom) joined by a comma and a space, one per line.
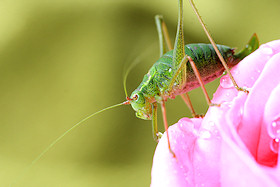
151, 40, 280, 187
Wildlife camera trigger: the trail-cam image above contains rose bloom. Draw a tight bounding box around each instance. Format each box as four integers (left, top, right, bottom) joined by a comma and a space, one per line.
151, 40, 280, 187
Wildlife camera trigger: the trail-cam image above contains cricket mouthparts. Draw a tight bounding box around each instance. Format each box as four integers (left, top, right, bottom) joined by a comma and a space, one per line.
123, 97, 132, 105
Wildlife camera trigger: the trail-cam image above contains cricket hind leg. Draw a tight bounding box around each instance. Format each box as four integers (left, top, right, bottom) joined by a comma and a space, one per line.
180, 94, 204, 118
188, 0, 248, 94
187, 56, 220, 107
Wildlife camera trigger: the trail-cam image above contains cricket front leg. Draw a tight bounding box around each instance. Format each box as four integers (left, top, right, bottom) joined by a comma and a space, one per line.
160, 101, 176, 158
155, 15, 173, 56
152, 103, 162, 142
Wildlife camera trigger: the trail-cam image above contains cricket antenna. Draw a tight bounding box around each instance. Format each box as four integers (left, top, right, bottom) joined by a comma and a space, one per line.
123, 43, 157, 98
11, 101, 130, 186
123, 56, 142, 98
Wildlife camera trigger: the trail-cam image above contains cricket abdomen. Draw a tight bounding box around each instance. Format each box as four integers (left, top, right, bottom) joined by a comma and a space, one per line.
179, 43, 239, 93
184, 43, 237, 80
135, 43, 240, 100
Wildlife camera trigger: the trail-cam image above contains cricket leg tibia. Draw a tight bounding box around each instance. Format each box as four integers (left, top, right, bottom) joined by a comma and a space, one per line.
209, 103, 221, 107
180, 93, 204, 118
188, 0, 249, 95
155, 15, 172, 55
153, 132, 163, 143
235, 85, 249, 94
226, 72, 249, 94
155, 15, 167, 57
160, 101, 176, 158
152, 103, 162, 142
169, 146, 176, 158
187, 56, 219, 107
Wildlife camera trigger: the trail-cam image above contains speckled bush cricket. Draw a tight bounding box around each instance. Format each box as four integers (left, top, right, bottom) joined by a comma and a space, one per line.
126, 0, 258, 156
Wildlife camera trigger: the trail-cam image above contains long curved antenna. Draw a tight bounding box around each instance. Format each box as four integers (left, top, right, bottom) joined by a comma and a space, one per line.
11, 101, 128, 186
123, 44, 156, 98
123, 56, 142, 98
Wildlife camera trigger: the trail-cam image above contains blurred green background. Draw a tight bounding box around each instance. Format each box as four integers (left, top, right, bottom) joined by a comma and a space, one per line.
1, 0, 279, 186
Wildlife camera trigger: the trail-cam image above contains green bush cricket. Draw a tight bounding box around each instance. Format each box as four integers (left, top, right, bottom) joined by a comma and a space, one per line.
11, 0, 259, 185
126, 0, 259, 156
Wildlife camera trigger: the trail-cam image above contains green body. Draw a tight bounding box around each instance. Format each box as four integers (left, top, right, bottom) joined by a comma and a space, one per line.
134, 44, 236, 98
130, 39, 258, 120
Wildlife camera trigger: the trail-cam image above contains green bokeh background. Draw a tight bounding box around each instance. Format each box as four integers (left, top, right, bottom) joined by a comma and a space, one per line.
1, 0, 279, 186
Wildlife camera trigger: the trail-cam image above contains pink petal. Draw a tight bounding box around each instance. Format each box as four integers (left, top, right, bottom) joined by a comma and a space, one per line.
151, 117, 223, 187
213, 40, 280, 158
151, 40, 280, 187
259, 83, 280, 166
240, 48, 280, 159
151, 118, 202, 187
219, 129, 280, 187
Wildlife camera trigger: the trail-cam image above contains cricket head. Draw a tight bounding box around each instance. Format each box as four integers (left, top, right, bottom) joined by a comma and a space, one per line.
127, 90, 152, 120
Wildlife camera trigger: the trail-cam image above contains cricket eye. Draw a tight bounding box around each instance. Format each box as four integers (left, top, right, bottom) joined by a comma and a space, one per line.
133, 94, 138, 101
133, 93, 145, 104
